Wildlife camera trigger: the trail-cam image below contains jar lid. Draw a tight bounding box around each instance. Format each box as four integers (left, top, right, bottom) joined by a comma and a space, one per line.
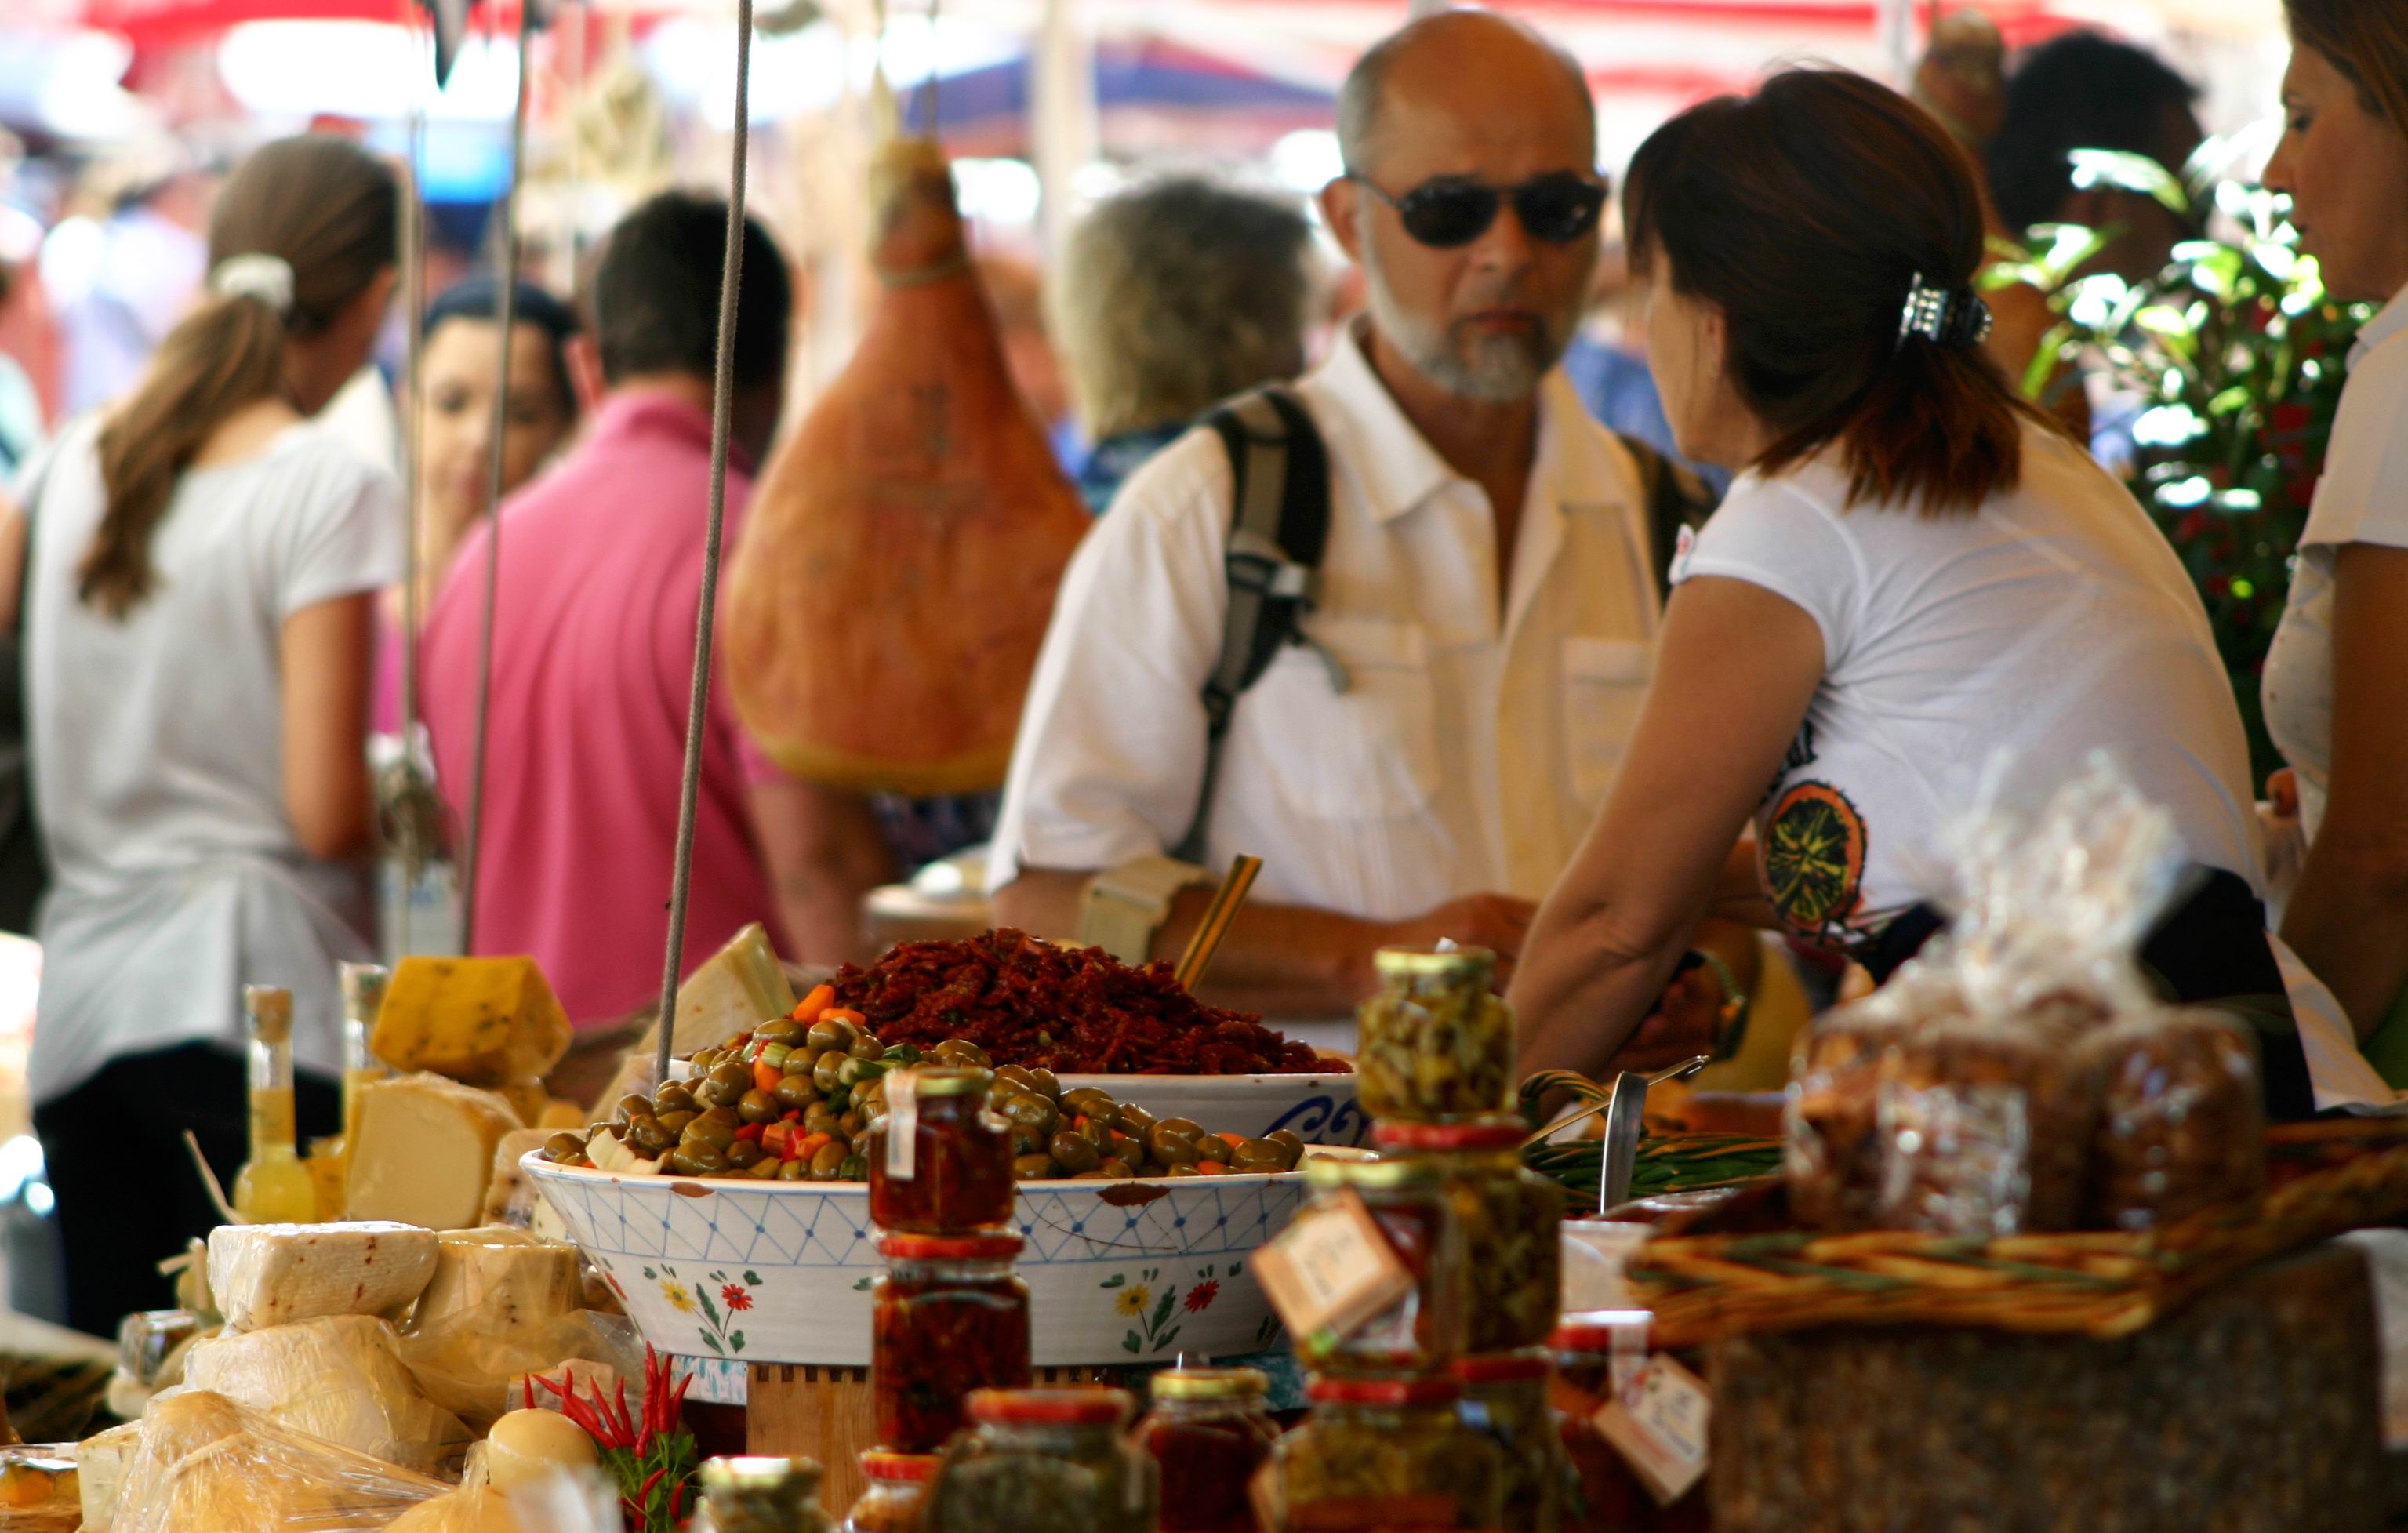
859, 1450, 941, 1484
968, 1386, 1135, 1427
1307, 1375, 1463, 1408
1551, 1310, 1653, 1353
1305, 1157, 1444, 1191
1371, 1117, 1527, 1153
699, 1455, 824, 1492
1374, 945, 1496, 979
897, 1065, 992, 1099
1150, 1367, 1269, 1402
1449, 1351, 1552, 1386
876, 1232, 1024, 1262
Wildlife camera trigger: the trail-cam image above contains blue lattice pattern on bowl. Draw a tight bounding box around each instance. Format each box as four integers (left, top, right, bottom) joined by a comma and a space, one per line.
525, 1150, 1353, 1366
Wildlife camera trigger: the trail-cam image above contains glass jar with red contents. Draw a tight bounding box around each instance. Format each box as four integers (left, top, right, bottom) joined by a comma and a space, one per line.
1453, 1351, 1571, 1532
1133, 1367, 1279, 1533
846, 1450, 940, 1533
872, 1233, 1033, 1452
1297, 1157, 1471, 1370
923, 1387, 1157, 1533
1269, 1374, 1505, 1531
1550, 1314, 1707, 1533
868, 1066, 1015, 1233
1373, 1117, 1564, 1354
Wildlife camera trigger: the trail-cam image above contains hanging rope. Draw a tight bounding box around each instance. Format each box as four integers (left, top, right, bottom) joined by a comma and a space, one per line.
458, 0, 538, 951
656, 0, 755, 1084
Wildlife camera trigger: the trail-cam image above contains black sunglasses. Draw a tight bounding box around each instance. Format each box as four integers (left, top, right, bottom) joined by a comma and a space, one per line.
1346, 170, 1609, 249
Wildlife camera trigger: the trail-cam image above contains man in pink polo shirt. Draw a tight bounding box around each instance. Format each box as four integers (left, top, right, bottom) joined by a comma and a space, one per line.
423, 191, 894, 1029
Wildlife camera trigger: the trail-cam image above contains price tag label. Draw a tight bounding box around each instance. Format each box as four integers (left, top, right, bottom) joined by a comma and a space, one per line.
1252, 1187, 1414, 1347
1593, 1353, 1711, 1506
884, 1069, 919, 1180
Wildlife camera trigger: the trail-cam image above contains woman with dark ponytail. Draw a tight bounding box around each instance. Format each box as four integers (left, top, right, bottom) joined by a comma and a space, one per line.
5, 135, 401, 1331
1513, 67, 2337, 1118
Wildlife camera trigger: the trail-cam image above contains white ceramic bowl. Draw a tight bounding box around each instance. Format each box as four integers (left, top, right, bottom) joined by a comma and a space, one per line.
525, 1150, 1359, 1366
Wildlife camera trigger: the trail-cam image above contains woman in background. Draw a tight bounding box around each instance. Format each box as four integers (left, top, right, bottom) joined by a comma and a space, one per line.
6, 136, 401, 1332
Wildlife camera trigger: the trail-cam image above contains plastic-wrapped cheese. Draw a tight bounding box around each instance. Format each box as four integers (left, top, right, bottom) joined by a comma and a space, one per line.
183, 1313, 469, 1473
412, 1228, 579, 1337
347, 1073, 525, 1231
480, 1128, 560, 1228
209, 1221, 439, 1332
75, 1420, 141, 1533
385, 1487, 532, 1533
372, 956, 572, 1086
109, 1390, 449, 1533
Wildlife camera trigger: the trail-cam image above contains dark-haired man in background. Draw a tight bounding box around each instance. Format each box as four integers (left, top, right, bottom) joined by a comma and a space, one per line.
423, 191, 893, 1039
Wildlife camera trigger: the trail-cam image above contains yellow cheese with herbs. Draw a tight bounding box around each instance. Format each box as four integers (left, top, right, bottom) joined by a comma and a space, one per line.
372, 957, 572, 1087
671, 921, 796, 1057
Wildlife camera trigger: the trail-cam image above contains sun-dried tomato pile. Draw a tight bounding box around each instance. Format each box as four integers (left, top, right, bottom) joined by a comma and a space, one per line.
828, 929, 1338, 1076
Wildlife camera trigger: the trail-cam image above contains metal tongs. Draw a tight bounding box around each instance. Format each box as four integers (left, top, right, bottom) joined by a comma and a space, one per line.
1524, 1055, 1713, 1214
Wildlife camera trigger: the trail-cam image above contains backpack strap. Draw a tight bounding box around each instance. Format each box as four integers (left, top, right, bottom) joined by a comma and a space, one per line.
1171, 386, 1333, 865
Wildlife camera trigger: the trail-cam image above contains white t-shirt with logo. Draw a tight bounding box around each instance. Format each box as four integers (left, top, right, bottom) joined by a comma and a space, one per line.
1670, 421, 2264, 953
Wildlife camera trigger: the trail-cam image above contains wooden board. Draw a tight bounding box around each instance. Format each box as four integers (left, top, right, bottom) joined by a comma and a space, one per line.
1709, 1241, 2384, 1533
748, 1362, 1121, 1516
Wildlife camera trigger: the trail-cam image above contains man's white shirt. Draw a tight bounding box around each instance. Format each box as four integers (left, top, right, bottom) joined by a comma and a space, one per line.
990, 323, 1663, 924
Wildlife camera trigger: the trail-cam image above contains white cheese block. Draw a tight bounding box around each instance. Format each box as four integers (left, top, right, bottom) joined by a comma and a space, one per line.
672, 921, 796, 1057
347, 1073, 525, 1232
111, 1390, 450, 1533
480, 1129, 558, 1228
76, 1420, 142, 1533
183, 1313, 470, 1474
412, 1228, 579, 1337
209, 1221, 440, 1332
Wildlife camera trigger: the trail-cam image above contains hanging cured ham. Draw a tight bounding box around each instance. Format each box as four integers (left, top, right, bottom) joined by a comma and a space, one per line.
725, 140, 1091, 794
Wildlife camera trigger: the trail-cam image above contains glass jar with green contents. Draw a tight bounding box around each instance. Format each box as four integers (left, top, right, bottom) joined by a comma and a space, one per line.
698, 1455, 835, 1533
1270, 1374, 1505, 1531
846, 1450, 940, 1533
1372, 1117, 1564, 1353
923, 1387, 1156, 1533
1357, 946, 1515, 1121
1298, 1157, 1472, 1370
1453, 1351, 1572, 1532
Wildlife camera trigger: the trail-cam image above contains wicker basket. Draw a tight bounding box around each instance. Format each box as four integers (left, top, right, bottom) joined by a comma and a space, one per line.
1626, 1117, 2408, 1348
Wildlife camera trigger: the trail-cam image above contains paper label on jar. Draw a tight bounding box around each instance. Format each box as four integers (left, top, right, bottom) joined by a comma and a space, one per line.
1251, 1187, 1414, 1347
1594, 1353, 1709, 1506
886, 1068, 919, 1180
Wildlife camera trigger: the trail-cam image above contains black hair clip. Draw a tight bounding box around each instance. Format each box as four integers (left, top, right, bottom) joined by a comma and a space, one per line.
1898, 272, 1994, 352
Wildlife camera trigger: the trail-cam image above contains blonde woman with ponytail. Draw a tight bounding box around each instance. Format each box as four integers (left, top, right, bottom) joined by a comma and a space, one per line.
3, 135, 401, 1332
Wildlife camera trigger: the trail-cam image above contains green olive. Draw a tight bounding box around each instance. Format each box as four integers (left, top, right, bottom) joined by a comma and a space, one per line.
685, 1108, 740, 1151
544, 1132, 587, 1162
783, 1050, 817, 1077
1165, 1164, 1201, 1178
994, 1066, 1044, 1096
628, 1117, 674, 1155
1060, 1088, 1116, 1120
652, 1083, 697, 1114
808, 1141, 849, 1180
1114, 1103, 1159, 1138
1013, 1153, 1058, 1179
804, 1103, 841, 1135
749, 1157, 783, 1180
1266, 1131, 1306, 1167
778, 1157, 808, 1181
1047, 1132, 1100, 1175
998, 1093, 1059, 1135
688, 1048, 720, 1071
1148, 1124, 1202, 1166
726, 1139, 765, 1170
932, 1039, 992, 1069
661, 1150, 699, 1176
1098, 1157, 1136, 1179
805, 1019, 857, 1054
1010, 1124, 1046, 1156
614, 1094, 654, 1126
1077, 1116, 1116, 1150
773, 1075, 821, 1112
1070, 1169, 1110, 1181
737, 1089, 780, 1126
813, 1048, 850, 1093
848, 1030, 884, 1061
1233, 1139, 1288, 1172
708, 1061, 749, 1095
757, 1017, 804, 1045
678, 1142, 732, 1175
837, 1111, 866, 1138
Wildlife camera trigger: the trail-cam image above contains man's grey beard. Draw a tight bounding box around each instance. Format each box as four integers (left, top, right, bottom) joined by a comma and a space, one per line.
1361, 237, 1579, 405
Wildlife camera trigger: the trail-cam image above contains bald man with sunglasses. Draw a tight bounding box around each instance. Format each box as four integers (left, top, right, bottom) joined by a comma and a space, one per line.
990, 10, 1680, 1048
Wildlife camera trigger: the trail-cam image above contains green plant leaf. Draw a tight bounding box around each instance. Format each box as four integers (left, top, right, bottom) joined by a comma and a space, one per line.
744, 1271, 762, 1287
1152, 1288, 1177, 1334
2068, 147, 2189, 215
1124, 1330, 1143, 1355
1100, 1274, 1126, 1289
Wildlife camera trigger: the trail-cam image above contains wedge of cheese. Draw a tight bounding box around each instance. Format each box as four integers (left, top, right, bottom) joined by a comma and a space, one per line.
347, 1075, 525, 1232
672, 922, 796, 1057
480, 1128, 558, 1228
183, 1316, 470, 1474
412, 1228, 579, 1337
76, 1420, 142, 1533
373, 957, 572, 1087
209, 1221, 439, 1332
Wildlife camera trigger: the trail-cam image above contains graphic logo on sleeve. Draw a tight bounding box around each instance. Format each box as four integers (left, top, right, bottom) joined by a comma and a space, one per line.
1760, 780, 1867, 940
